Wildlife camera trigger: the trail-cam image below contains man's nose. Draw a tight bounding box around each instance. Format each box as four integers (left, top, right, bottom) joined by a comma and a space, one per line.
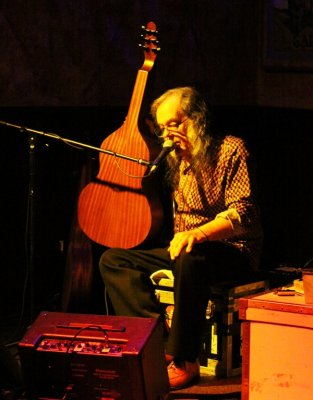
163, 128, 174, 139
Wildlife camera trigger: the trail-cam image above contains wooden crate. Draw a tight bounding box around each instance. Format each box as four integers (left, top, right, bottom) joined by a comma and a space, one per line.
239, 290, 313, 399
151, 271, 269, 378
199, 279, 269, 378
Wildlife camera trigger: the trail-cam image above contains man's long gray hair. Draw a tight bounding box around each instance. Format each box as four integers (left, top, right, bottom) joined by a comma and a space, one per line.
151, 86, 213, 186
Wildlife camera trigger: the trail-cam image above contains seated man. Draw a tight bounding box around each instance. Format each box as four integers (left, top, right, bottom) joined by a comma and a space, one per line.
99, 86, 263, 390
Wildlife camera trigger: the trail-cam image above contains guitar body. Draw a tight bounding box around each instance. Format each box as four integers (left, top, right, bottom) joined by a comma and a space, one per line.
78, 123, 163, 248
78, 22, 166, 249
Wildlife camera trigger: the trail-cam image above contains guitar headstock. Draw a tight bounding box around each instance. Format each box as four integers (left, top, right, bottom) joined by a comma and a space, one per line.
139, 21, 160, 71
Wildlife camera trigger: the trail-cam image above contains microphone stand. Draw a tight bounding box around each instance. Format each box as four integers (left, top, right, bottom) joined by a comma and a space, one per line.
0, 120, 153, 323
0, 120, 152, 166
27, 133, 37, 323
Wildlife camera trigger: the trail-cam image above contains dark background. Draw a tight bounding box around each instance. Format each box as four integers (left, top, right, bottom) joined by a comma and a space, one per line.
1, 1, 313, 326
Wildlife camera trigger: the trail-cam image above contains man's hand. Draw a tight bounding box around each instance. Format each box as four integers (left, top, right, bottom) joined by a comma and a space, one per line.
168, 230, 203, 260
167, 218, 234, 260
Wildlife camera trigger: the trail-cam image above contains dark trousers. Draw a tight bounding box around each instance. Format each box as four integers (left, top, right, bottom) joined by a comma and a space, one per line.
99, 241, 252, 362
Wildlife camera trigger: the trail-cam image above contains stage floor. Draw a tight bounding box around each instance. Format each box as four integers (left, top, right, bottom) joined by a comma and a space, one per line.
167, 374, 241, 399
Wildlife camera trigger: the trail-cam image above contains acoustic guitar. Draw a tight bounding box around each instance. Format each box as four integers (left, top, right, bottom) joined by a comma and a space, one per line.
77, 21, 166, 249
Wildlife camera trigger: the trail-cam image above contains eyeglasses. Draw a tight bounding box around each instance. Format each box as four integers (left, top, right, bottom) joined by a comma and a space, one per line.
154, 117, 188, 137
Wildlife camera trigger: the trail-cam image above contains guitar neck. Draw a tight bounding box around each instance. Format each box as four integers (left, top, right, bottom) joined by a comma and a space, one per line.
125, 68, 149, 132
124, 21, 159, 134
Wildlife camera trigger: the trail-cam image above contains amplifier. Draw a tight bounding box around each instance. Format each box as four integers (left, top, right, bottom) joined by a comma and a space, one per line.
19, 311, 169, 400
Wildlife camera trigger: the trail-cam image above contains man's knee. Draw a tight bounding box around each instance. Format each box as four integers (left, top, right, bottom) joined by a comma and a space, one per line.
101, 247, 129, 262
99, 248, 124, 275
174, 248, 199, 276
182, 246, 203, 263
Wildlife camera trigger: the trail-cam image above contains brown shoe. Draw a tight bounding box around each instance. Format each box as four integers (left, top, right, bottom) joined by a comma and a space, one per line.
168, 359, 200, 390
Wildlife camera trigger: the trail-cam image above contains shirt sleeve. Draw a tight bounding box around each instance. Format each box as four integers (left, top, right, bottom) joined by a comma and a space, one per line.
215, 208, 241, 231
219, 138, 260, 236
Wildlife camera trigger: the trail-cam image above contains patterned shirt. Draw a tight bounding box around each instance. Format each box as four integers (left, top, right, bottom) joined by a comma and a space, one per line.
173, 135, 263, 270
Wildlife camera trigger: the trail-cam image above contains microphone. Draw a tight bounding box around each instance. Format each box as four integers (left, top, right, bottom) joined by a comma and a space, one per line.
150, 140, 175, 173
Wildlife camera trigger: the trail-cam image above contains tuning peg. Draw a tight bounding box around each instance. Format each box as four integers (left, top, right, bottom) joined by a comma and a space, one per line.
141, 25, 158, 34
138, 43, 161, 53
138, 44, 150, 52
140, 34, 159, 42
141, 38, 159, 45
